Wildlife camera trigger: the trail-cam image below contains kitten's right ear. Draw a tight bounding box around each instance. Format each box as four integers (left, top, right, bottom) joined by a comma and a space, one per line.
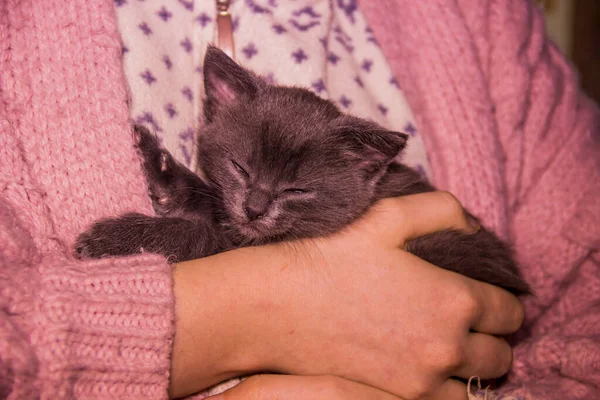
203, 45, 261, 122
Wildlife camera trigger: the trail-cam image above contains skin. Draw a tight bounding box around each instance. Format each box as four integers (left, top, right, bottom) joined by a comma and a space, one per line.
169, 192, 524, 399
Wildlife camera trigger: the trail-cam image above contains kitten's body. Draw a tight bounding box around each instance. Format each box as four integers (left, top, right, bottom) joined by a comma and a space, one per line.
76, 47, 529, 295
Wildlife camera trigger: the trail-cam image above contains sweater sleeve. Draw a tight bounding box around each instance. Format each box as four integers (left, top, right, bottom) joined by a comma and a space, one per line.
0, 1, 177, 398
460, 1, 600, 398
0, 197, 175, 399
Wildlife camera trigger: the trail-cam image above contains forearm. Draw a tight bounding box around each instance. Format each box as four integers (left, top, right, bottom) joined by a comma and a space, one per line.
169, 193, 521, 400
169, 245, 293, 398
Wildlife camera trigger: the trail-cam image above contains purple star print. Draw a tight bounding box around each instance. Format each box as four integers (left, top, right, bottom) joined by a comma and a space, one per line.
140, 69, 156, 85
114, 0, 126, 7
264, 73, 277, 85
165, 103, 177, 118
377, 104, 388, 115
178, 0, 193, 11
312, 79, 326, 94
137, 112, 162, 132
121, 45, 129, 55
289, 20, 320, 31
242, 43, 258, 59
181, 86, 193, 102
273, 24, 287, 34
180, 37, 192, 53
389, 77, 399, 88
179, 128, 194, 142
245, 0, 272, 14
339, 95, 352, 108
361, 59, 373, 72
293, 6, 321, 18
179, 128, 195, 166
289, 5, 321, 31
335, 35, 354, 52
163, 55, 172, 70
404, 122, 417, 136
319, 37, 328, 49
157, 6, 172, 21
334, 25, 354, 52
365, 26, 379, 46
327, 52, 340, 65
196, 13, 212, 27
337, 0, 358, 23
354, 76, 364, 88
292, 48, 308, 63
139, 22, 152, 36
179, 144, 193, 166
414, 164, 426, 178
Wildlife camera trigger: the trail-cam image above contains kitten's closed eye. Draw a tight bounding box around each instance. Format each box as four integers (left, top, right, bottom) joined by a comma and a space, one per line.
231, 160, 249, 178
283, 188, 308, 194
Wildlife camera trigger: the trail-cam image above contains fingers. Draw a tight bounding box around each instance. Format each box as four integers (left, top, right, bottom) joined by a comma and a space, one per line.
209, 375, 403, 400
453, 333, 513, 380
424, 379, 468, 400
357, 191, 477, 247
468, 280, 525, 335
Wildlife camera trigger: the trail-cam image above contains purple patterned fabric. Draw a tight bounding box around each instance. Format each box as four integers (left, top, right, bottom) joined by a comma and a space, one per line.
115, 0, 432, 180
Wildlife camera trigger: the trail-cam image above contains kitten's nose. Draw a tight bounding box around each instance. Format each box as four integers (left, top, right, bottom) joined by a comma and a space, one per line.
244, 190, 270, 221
245, 205, 265, 221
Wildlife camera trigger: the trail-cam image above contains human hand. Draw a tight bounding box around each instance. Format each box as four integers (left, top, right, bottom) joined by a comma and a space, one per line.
204, 375, 402, 400
170, 191, 523, 399
205, 374, 471, 400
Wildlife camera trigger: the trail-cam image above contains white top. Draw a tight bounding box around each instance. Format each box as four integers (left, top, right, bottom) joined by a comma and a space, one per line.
115, 0, 432, 180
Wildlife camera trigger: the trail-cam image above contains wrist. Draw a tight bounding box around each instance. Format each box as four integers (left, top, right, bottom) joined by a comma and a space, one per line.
169, 245, 296, 397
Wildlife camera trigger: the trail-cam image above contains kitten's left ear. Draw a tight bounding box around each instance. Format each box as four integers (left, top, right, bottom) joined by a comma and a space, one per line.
333, 116, 408, 175
203, 45, 262, 121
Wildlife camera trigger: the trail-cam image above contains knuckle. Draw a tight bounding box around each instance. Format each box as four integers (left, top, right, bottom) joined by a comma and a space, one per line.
454, 285, 481, 321
439, 190, 465, 218
317, 375, 347, 398
407, 376, 437, 400
437, 342, 465, 371
497, 341, 514, 374
511, 300, 525, 330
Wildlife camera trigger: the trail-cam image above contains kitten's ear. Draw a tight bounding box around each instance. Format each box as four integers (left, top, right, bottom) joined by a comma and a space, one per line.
333, 116, 408, 176
203, 45, 261, 121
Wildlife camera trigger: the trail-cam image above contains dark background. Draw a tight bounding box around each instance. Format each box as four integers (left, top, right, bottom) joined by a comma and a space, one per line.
540, 0, 600, 103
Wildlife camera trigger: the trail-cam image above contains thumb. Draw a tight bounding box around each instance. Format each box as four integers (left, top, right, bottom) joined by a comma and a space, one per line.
204, 374, 321, 400
353, 191, 478, 248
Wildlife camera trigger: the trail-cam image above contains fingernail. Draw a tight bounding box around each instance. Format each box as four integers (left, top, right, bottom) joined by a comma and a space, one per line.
469, 217, 481, 233
464, 212, 481, 233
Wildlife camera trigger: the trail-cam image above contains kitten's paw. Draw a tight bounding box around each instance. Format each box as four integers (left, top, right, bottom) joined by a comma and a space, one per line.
74, 215, 145, 259
74, 231, 101, 259
133, 124, 159, 149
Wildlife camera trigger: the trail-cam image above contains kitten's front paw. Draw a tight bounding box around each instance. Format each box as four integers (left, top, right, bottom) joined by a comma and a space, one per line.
75, 215, 145, 259
75, 231, 104, 259
132, 125, 179, 215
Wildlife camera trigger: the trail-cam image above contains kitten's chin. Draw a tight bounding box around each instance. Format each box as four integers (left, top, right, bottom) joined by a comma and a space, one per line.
237, 224, 263, 240
234, 221, 287, 244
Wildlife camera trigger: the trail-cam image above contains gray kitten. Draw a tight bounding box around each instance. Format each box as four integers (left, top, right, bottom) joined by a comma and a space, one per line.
76, 46, 529, 295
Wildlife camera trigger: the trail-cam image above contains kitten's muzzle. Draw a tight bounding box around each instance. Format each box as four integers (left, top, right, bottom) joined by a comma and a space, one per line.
244, 189, 271, 221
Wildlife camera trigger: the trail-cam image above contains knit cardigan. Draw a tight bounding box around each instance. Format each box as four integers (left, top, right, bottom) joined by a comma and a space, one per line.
0, 0, 598, 399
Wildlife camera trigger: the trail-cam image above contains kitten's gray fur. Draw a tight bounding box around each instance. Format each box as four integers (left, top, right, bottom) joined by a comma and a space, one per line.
76, 46, 530, 295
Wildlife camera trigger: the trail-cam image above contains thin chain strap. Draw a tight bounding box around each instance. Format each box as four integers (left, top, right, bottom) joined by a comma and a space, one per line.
215, 0, 235, 59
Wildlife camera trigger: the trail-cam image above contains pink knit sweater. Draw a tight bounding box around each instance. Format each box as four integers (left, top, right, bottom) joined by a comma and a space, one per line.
0, 1, 598, 399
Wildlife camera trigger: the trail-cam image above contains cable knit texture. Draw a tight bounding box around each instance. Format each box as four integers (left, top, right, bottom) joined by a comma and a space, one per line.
361, 1, 600, 399
0, 0, 598, 399
0, 0, 174, 399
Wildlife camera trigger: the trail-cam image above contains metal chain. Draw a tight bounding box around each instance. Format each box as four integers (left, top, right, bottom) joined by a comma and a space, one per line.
215, 0, 235, 59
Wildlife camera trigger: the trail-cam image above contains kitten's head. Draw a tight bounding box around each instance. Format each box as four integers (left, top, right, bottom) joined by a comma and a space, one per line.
199, 46, 408, 243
